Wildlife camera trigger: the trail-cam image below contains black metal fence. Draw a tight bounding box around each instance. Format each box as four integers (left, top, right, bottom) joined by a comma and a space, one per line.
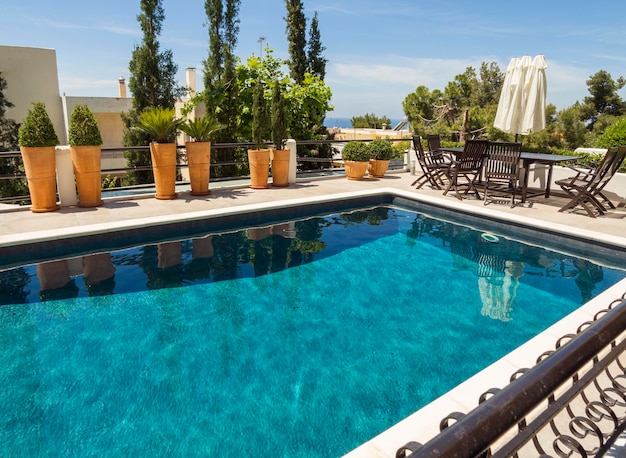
0, 138, 411, 206
397, 294, 626, 458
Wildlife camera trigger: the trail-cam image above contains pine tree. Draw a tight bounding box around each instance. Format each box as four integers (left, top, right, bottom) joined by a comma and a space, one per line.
307, 12, 326, 80
122, 0, 185, 185
285, 0, 307, 84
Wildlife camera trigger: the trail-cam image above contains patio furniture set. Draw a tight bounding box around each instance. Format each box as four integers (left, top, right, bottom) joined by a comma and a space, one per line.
411, 135, 626, 218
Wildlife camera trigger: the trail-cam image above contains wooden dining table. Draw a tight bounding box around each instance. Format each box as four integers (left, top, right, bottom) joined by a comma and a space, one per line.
436, 147, 580, 203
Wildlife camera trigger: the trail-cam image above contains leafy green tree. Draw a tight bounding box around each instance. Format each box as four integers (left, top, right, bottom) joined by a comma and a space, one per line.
475, 62, 504, 107
402, 85, 446, 134
557, 104, 588, 150
596, 116, 626, 148
350, 113, 391, 129
123, 0, 185, 185
0, 72, 27, 199
404, 62, 504, 141
233, 49, 332, 142
307, 12, 326, 80
285, 0, 307, 84
582, 70, 626, 128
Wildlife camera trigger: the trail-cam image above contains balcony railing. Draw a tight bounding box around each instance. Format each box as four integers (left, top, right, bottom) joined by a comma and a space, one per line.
0, 139, 410, 206
397, 294, 626, 458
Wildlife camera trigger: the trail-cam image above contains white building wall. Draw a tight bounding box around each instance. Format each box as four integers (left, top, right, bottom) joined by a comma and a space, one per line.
0, 45, 67, 144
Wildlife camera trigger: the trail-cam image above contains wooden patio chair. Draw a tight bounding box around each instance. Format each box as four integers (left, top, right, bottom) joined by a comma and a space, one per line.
483, 142, 522, 207
426, 134, 442, 153
556, 145, 626, 217
443, 140, 490, 200
411, 135, 449, 189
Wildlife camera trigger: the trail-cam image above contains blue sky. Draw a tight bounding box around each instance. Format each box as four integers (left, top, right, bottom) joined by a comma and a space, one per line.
2, 0, 626, 119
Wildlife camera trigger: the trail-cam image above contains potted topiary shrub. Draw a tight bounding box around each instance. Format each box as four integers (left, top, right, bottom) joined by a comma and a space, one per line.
270, 80, 290, 187
136, 107, 184, 199
18, 102, 60, 212
180, 114, 223, 196
68, 104, 103, 207
367, 138, 395, 177
341, 141, 370, 180
248, 78, 271, 189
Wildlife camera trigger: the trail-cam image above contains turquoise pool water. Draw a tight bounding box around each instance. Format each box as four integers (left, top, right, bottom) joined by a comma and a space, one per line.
1, 206, 624, 456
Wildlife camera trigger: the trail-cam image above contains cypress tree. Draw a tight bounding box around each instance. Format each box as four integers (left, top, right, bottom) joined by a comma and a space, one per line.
307, 12, 326, 80
285, 0, 307, 84
122, 0, 184, 185
203, 0, 240, 138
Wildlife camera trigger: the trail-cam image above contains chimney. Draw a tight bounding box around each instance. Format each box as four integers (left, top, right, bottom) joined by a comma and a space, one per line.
118, 76, 127, 98
186, 67, 196, 98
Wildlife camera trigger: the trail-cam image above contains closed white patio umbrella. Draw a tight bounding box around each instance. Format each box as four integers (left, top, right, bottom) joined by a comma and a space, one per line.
494, 55, 547, 138
521, 54, 548, 134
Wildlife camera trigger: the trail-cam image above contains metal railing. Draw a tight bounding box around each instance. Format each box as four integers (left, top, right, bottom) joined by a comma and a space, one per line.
397, 294, 626, 458
0, 138, 411, 206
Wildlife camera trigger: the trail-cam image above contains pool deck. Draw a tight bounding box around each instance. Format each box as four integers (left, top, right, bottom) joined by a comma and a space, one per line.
2, 171, 626, 456
2, 171, 625, 244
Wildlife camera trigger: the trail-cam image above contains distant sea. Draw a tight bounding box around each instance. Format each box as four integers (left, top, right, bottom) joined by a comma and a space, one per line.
324, 117, 408, 130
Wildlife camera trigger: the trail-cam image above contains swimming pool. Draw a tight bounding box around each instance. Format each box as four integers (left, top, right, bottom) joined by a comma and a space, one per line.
1, 204, 625, 456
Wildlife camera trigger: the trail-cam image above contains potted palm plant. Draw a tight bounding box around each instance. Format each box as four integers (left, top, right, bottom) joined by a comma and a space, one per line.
341, 141, 370, 180
18, 102, 60, 212
180, 114, 223, 196
136, 107, 184, 199
68, 104, 103, 207
270, 81, 290, 187
248, 78, 271, 189
367, 138, 395, 177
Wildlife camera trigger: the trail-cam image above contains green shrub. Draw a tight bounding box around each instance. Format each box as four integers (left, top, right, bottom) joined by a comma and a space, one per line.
341, 141, 370, 162
367, 138, 394, 160
18, 102, 59, 147
68, 104, 102, 146
180, 115, 223, 142
136, 107, 184, 143
596, 117, 626, 149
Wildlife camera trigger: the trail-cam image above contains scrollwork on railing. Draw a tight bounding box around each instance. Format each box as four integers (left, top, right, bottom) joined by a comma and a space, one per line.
397, 294, 626, 458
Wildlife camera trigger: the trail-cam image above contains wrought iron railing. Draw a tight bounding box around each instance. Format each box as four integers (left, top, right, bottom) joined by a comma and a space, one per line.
397, 293, 626, 458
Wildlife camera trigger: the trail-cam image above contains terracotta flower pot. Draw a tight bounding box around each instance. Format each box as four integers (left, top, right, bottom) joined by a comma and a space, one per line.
20, 146, 60, 212
70, 145, 103, 207
150, 142, 178, 199
368, 159, 391, 178
344, 160, 369, 180
186, 141, 211, 196
248, 148, 271, 189
271, 149, 290, 187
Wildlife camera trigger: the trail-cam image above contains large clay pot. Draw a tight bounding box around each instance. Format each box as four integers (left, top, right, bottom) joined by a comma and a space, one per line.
368, 159, 391, 178
344, 160, 369, 180
271, 149, 290, 187
247, 148, 271, 189
70, 145, 102, 207
150, 142, 178, 199
20, 146, 59, 212
186, 141, 211, 196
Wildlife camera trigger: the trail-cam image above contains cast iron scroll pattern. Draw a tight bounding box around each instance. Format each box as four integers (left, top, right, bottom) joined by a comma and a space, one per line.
396, 293, 626, 458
